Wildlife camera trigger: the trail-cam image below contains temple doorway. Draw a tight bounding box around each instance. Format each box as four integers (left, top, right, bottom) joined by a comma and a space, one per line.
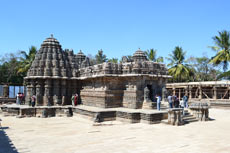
147, 85, 154, 102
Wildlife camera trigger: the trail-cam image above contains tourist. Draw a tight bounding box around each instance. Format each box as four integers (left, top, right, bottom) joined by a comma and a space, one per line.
174, 96, 180, 108
21, 93, 25, 105
183, 94, 188, 108
156, 94, 161, 111
167, 94, 173, 108
71, 94, 75, 106
74, 94, 78, 106
31, 95, 36, 107
16, 93, 20, 105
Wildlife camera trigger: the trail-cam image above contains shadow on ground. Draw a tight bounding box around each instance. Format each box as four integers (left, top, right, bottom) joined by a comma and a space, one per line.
0, 127, 19, 153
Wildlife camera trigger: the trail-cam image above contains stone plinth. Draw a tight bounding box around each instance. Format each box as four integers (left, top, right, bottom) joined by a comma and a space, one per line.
0, 105, 73, 117
20, 108, 36, 117
141, 112, 167, 124
168, 108, 184, 126
189, 102, 209, 121
116, 111, 140, 123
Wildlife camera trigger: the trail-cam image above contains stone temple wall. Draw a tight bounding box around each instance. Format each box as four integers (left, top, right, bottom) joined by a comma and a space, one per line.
25, 36, 171, 108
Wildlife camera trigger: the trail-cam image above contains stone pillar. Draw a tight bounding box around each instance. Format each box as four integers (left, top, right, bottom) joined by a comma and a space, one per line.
53, 79, 61, 105
189, 86, 192, 99
213, 86, 217, 100
61, 80, 67, 105
179, 88, 181, 100
36, 80, 43, 106
67, 80, 72, 105
172, 87, 176, 96
31, 80, 36, 96
185, 87, 188, 96
199, 86, 202, 99
3, 85, 9, 98
25, 81, 33, 105
43, 79, 52, 106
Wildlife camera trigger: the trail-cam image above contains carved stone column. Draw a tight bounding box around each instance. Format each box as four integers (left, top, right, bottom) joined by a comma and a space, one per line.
43, 79, 52, 106
31, 80, 36, 95
61, 80, 67, 105
53, 79, 61, 105
25, 80, 32, 105
36, 80, 43, 106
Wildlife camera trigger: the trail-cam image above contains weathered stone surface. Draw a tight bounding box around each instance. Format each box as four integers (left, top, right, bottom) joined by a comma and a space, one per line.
25, 36, 170, 109
168, 108, 184, 126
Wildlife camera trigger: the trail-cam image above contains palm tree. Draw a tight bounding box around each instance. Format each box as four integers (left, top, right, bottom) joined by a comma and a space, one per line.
145, 48, 164, 63
209, 30, 230, 72
167, 46, 191, 82
95, 49, 107, 64
17, 46, 37, 75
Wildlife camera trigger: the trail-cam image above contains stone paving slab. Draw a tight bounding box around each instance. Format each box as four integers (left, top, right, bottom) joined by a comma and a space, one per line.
0, 108, 230, 153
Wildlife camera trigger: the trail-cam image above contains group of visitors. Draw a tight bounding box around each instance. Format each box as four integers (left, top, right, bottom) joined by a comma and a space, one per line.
71, 93, 79, 106
16, 92, 25, 105
167, 94, 188, 109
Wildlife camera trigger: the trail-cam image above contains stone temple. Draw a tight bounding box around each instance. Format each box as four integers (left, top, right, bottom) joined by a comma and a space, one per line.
24, 35, 171, 109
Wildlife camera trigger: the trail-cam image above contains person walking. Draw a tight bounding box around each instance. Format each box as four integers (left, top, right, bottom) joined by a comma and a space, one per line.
156, 94, 161, 111
167, 94, 173, 108
183, 94, 188, 108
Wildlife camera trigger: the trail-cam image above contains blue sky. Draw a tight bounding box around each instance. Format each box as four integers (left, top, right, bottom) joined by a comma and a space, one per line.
0, 0, 230, 61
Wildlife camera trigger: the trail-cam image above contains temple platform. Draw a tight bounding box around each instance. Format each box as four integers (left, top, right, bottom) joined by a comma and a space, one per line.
0, 104, 168, 124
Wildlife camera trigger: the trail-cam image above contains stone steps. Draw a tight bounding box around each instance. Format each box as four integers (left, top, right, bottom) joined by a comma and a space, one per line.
182, 110, 198, 124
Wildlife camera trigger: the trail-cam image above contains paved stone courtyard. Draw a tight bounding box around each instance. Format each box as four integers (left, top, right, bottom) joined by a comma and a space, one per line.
1, 108, 230, 153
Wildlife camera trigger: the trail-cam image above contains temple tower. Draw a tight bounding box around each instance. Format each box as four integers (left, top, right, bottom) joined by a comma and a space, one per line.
24, 35, 82, 105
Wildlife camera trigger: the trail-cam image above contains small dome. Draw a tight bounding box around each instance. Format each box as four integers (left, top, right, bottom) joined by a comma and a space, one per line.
41, 34, 61, 47
133, 48, 147, 62
76, 50, 85, 56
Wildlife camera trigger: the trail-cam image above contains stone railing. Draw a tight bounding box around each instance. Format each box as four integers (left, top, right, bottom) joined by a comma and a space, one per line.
189, 102, 209, 121
168, 108, 184, 126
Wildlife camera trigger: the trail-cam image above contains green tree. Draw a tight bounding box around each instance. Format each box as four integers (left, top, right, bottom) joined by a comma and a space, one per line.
145, 48, 164, 63
167, 46, 191, 82
188, 56, 220, 81
17, 46, 37, 75
0, 53, 23, 84
209, 30, 230, 72
108, 58, 118, 63
95, 49, 107, 64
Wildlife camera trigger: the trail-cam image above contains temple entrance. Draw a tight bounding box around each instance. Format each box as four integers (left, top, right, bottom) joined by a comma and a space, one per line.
147, 85, 154, 102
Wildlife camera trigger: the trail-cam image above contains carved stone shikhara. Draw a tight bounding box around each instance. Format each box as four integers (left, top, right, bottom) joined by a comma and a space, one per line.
24, 36, 171, 108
